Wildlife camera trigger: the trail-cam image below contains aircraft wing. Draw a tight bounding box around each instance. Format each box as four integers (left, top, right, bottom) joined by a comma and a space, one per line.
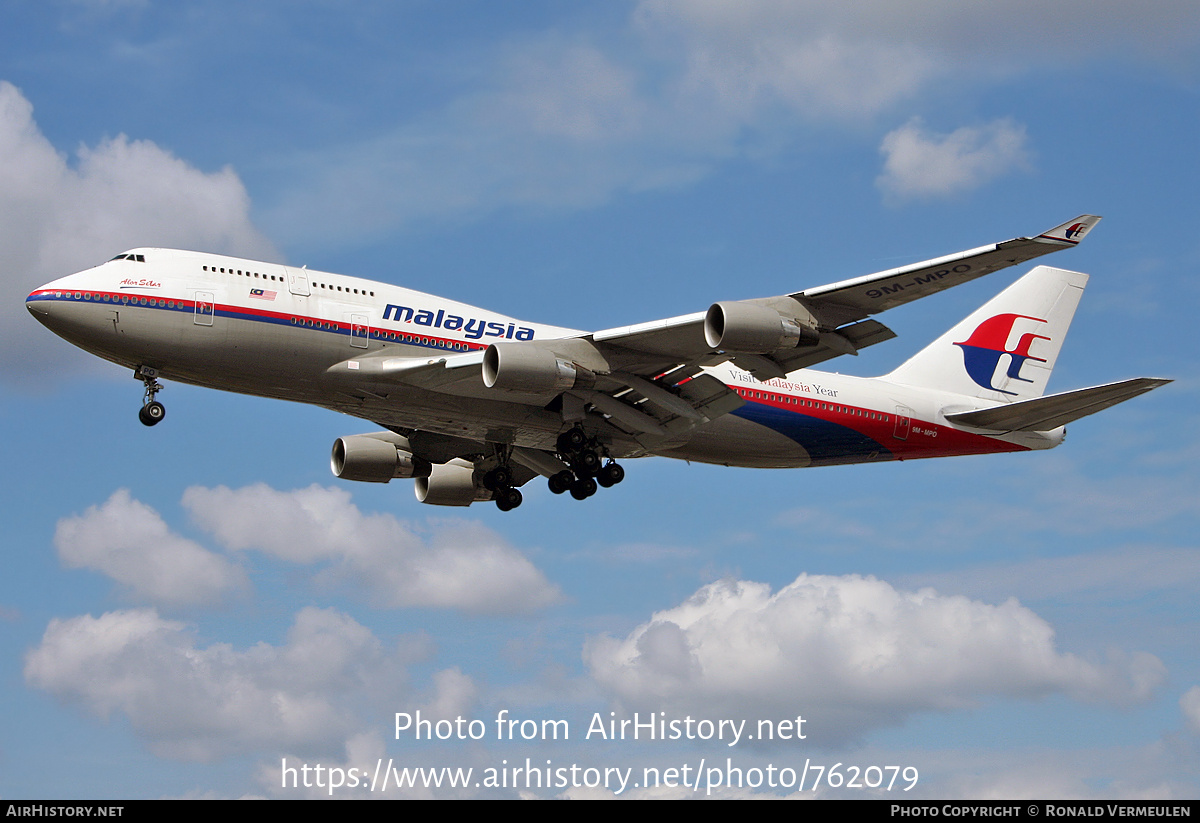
588, 214, 1100, 381
792, 215, 1100, 328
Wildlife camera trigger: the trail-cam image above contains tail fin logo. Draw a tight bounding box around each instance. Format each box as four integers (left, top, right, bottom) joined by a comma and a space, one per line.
954, 313, 1049, 395
1065, 222, 1090, 241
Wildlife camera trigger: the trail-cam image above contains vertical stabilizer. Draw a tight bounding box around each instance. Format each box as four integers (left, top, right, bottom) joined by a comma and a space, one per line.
885, 265, 1088, 402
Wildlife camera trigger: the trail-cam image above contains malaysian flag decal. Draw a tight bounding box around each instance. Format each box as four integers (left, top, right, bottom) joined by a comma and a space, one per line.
249, 288, 277, 301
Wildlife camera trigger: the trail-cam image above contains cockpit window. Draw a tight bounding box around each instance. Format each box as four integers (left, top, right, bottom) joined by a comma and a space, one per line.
109, 253, 146, 262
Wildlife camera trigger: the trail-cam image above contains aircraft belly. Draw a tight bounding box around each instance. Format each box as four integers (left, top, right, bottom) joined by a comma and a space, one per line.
660, 414, 812, 468
346, 394, 565, 451
730, 401, 895, 467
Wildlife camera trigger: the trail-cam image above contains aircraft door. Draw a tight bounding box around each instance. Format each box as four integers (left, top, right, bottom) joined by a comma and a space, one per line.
349, 313, 369, 349
287, 270, 311, 296
892, 405, 912, 440
193, 291, 215, 326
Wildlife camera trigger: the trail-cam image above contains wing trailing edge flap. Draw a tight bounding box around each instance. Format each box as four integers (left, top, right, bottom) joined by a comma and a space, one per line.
574, 373, 745, 447
592, 315, 895, 382
728, 319, 897, 380
944, 377, 1171, 432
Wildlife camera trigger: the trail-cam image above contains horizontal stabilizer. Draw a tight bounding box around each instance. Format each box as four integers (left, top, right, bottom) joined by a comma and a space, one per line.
945, 378, 1171, 432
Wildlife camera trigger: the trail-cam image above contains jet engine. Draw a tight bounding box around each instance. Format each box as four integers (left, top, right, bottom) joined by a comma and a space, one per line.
482, 343, 595, 394
704, 302, 820, 353
331, 435, 432, 483
414, 461, 493, 506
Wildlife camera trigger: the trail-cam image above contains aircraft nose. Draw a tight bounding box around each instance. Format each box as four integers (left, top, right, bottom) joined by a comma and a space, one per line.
26, 285, 54, 321
25, 276, 102, 337
27, 268, 98, 317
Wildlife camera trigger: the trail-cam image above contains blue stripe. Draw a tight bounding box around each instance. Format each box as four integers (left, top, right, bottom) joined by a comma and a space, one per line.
733, 401, 893, 465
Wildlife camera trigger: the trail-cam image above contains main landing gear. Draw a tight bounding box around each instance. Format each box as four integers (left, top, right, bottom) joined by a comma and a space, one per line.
135, 366, 166, 427
548, 427, 625, 501
482, 462, 523, 512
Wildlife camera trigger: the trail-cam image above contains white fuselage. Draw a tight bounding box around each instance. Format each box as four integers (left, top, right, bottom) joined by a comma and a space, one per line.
26, 248, 1060, 469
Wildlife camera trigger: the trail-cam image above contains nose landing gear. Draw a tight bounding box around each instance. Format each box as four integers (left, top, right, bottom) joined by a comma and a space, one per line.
135, 366, 165, 427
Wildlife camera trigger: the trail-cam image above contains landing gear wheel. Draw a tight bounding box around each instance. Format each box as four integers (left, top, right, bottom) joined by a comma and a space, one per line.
569, 477, 597, 500
495, 487, 523, 511
483, 466, 513, 491
596, 462, 624, 488
548, 470, 574, 495
135, 366, 165, 427
138, 401, 165, 427
557, 428, 587, 453
574, 449, 601, 476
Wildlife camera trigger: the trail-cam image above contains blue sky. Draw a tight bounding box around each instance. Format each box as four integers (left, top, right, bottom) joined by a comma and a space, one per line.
2, 0, 1198, 799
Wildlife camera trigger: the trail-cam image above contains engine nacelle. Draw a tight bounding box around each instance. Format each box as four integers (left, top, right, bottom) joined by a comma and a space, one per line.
482, 343, 595, 394
331, 435, 432, 483
704, 302, 819, 353
414, 462, 493, 506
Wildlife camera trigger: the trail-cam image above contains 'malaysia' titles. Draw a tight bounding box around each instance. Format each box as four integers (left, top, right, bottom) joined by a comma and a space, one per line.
384, 303, 534, 341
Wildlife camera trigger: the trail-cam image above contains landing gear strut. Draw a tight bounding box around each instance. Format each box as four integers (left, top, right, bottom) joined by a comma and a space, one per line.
135, 366, 165, 427
483, 452, 523, 511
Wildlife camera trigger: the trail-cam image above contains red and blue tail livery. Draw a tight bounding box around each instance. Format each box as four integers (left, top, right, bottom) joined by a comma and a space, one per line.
26, 213, 1169, 511
955, 313, 1050, 395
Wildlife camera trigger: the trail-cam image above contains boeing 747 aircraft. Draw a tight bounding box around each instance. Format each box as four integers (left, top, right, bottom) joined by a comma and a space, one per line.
26, 216, 1168, 510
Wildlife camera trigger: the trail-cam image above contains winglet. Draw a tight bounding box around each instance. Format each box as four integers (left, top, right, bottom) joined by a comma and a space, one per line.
1036, 214, 1101, 245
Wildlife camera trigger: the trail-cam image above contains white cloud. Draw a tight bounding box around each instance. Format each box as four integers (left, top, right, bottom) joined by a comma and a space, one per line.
51, 485, 563, 615
181, 483, 563, 613
634, 4, 936, 119
260, 1, 1200, 246
54, 489, 247, 607
490, 42, 648, 142
877, 117, 1030, 199
635, 1, 1200, 66
0, 81, 276, 383
262, 42, 707, 248
263, 27, 916, 247
587, 574, 1165, 746
24, 606, 457, 761
634, 0, 1200, 129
